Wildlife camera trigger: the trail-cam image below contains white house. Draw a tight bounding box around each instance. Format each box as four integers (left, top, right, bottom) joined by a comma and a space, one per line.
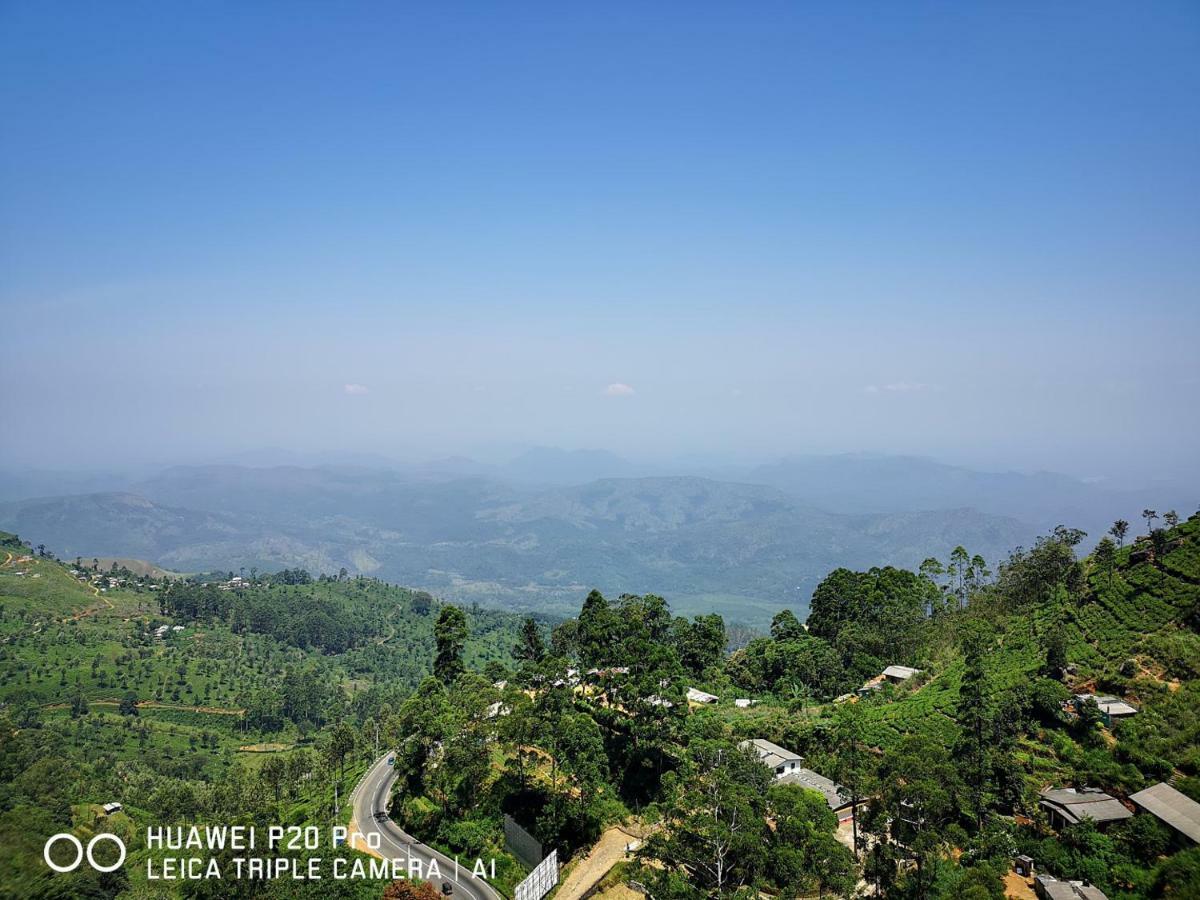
740, 738, 803, 778
686, 687, 718, 704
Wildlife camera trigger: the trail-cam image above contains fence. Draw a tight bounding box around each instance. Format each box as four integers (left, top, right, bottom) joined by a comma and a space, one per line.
514, 849, 558, 900
503, 814, 544, 870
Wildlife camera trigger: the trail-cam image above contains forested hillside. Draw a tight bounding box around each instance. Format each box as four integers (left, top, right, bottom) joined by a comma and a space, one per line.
373, 512, 1200, 900
1, 508, 1197, 899
0, 533, 522, 898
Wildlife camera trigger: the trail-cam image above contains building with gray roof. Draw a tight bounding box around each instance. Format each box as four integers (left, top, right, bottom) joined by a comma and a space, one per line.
1130, 782, 1200, 846
1039, 787, 1132, 831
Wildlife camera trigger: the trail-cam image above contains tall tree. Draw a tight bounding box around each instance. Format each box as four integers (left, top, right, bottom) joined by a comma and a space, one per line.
956, 624, 995, 830
767, 783, 856, 898
575, 590, 620, 667
1109, 519, 1129, 547
433, 605, 468, 685
832, 700, 872, 857
874, 733, 961, 900
675, 613, 727, 676
641, 741, 770, 895
326, 720, 357, 788
1142, 508, 1159, 534
1043, 620, 1069, 680
770, 609, 805, 642
1164, 510, 1180, 530
950, 546, 971, 609
1093, 537, 1117, 588
513, 617, 546, 665
1150, 528, 1170, 578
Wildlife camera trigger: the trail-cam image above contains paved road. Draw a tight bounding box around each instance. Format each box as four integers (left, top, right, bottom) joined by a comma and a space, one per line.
351, 752, 503, 900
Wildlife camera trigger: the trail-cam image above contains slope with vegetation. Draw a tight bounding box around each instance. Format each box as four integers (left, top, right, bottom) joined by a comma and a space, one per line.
1, 505, 1197, 899
0, 531, 523, 899
374, 513, 1200, 900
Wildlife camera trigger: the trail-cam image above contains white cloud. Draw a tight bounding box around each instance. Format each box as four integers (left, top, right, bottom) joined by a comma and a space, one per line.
863, 381, 938, 394
604, 382, 636, 397
343, 383, 370, 395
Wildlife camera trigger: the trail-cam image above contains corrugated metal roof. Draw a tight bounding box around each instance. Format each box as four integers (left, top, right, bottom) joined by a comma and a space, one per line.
1130, 783, 1200, 844
1039, 787, 1132, 825
1074, 693, 1138, 717
778, 767, 852, 810
1035, 876, 1108, 899
740, 738, 802, 770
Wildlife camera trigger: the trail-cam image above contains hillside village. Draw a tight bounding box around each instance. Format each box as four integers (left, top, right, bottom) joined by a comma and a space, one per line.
1, 510, 1198, 898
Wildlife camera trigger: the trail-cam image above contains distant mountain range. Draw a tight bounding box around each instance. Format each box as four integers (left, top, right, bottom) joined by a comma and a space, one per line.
0, 452, 1191, 625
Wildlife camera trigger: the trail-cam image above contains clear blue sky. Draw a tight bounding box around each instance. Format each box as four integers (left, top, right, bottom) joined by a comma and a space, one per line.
2, 2, 1198, 482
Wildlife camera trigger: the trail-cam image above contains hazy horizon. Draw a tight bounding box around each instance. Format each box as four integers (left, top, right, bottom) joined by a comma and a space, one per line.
3, 4, 1198, 484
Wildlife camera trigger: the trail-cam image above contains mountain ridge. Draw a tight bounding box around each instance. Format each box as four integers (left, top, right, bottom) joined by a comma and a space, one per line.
0, 468, 1033, 624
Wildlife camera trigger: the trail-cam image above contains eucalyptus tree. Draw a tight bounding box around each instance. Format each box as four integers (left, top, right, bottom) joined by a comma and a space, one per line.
1110, 519, 1130, 547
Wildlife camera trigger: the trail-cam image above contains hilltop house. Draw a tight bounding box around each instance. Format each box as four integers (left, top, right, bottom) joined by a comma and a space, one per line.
740, 739, 803, 779
1039, 787, 1132, 831
686, 687, 718, 704
1129, 782, 1200, 847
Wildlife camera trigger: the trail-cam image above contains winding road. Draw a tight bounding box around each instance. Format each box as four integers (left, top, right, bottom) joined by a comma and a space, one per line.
350, 752, 503, 900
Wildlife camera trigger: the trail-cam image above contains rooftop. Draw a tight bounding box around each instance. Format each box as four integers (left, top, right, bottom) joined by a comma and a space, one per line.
1039, 787, 1132, 825
778, 767, 852, 811
1034, 875, 1108, 899
1074, 694, 1138, 717
1129, 782, 1200, 844
740, 738, 803, 770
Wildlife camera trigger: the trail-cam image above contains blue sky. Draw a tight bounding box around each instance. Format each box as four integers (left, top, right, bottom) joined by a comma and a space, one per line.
1, 2, 1198, 482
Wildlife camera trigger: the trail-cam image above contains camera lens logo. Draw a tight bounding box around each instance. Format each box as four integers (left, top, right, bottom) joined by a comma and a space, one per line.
43, 833, 126, 873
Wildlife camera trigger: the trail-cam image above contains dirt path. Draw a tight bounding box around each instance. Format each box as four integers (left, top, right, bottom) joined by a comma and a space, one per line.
556, 826, 648, 900
1003, 871, 1036, 899
62, 573, 115, 621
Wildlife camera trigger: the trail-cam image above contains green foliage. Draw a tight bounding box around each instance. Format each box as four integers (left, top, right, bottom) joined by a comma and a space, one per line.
434, 605, 468, 685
